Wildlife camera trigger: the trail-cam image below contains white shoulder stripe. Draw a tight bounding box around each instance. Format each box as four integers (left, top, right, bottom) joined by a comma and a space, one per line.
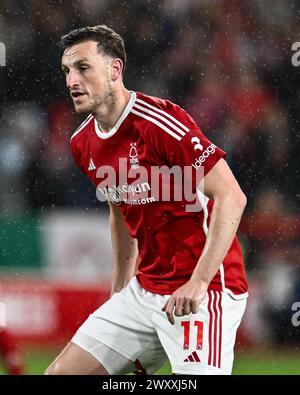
70, 114, 93, 141
131, 108, 182, 141
136, 98, 190, 133
133, 103, 186, 136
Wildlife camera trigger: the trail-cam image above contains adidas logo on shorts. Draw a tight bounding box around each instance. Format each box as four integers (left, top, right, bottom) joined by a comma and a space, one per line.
184, 351, 201, 363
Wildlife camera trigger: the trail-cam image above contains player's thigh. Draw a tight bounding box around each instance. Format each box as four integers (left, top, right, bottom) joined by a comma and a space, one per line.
71, 332, 138, 375
134, 337, 168, 374
45, 341, 108, 375
72, 331, 168, 375
152, 291, 247, 375
71, 277, 159, 374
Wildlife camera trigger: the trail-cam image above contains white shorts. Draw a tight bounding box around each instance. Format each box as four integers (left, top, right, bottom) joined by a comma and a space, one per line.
72, 277, 247, 375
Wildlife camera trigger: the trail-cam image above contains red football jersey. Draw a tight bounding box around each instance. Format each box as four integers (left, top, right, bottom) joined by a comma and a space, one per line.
70, 91, 248, 299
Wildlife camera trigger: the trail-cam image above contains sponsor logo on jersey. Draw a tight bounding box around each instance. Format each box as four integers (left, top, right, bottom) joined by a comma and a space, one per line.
97, 182, 154, 206
95, 157, 205, 212
191, 136, 203, 151
191, 143, 216, 169
129, 142, 139, 169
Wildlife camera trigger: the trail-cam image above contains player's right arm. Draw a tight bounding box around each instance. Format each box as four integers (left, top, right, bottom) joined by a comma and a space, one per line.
108, 200, 138, 296
70, 135, 138, 296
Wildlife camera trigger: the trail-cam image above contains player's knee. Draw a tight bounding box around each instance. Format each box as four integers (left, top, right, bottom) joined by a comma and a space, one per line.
45, 361, 67, 375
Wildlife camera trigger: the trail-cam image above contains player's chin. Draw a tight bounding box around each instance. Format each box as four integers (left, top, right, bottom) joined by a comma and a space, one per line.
73, 102, 91, 114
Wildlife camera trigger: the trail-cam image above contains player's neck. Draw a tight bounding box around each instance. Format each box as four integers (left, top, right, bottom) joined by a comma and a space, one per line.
94, 87, 131, 133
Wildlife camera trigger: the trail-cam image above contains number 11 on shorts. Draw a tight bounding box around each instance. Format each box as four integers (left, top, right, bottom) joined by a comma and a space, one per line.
181, 321, 203, 350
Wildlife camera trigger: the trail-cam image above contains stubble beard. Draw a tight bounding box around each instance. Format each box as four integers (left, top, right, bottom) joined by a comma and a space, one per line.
73, 80, 116, 117
92, 80, 116, 120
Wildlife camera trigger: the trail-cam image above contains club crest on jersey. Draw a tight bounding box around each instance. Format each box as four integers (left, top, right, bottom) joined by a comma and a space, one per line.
129, 142, 139, 169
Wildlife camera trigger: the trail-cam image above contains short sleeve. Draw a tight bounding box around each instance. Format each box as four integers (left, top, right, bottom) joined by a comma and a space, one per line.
151, 104, 226, 179
70, 138, 85, 174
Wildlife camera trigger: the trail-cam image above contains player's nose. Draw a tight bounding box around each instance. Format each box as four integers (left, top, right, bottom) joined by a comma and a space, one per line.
66, 70, 80, 90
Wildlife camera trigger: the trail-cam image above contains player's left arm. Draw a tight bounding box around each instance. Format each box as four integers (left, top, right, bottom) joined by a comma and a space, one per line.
162, 158, 247, 324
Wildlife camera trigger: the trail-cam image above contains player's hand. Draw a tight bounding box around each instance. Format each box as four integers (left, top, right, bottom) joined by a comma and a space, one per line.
161, 279, 208, 325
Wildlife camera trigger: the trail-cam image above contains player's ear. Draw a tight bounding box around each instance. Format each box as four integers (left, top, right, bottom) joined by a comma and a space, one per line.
110, 58, 123, 81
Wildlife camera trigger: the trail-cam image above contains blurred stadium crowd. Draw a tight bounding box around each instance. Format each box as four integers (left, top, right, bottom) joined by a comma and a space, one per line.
1, 0, 300, 346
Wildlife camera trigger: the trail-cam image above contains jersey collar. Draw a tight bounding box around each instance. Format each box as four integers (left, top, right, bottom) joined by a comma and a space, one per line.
94, 91, 136, 140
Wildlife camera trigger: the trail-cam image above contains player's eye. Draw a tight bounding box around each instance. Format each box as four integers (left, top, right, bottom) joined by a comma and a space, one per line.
79, 65, 89, 71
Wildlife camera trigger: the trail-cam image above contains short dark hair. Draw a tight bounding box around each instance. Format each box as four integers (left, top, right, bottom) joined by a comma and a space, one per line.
59, 25, 126, 74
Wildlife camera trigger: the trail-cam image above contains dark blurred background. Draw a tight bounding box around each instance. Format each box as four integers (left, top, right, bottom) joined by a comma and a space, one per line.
1, 0, 300, 374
